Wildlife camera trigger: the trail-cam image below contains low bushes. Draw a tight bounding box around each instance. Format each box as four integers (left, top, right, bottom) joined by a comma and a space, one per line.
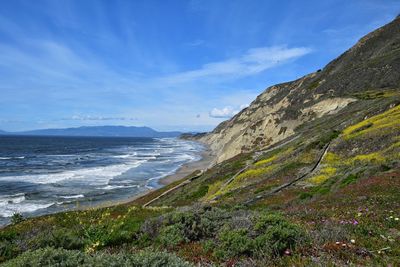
253, 213, 307, 256
1, 247, 193, 267
139, 206, 308, 261
0, 205, 308, 264
31, 228, 85, 250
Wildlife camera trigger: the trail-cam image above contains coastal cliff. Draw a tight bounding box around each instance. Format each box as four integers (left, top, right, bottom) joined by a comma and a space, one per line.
200, 16, 400, 163
1, 16, 400, 267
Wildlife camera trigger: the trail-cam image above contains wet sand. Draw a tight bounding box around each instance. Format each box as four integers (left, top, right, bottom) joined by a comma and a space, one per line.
81, 143, 215, 209
159, 147, 215, 185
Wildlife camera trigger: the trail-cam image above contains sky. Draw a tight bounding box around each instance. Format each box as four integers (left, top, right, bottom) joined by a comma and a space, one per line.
0, 0, 399, 132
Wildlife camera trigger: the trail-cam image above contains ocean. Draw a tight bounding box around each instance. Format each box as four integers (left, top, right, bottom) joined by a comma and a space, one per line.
0, 135, 203, 225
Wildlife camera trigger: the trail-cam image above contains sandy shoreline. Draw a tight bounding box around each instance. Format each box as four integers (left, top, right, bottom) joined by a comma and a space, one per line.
158, 146, 214, 185
80, 142, 215, 209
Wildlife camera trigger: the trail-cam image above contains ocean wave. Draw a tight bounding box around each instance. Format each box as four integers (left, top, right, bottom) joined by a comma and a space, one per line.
0, 193, 54, 218
99, 184, 139, 190
0, 160, 147, 185
0, 202, 54, 218
0, 137, 204, 222
0, 156, 25, 160
112, 152, 137, 159
0, 193, 26, 205
59, 194, 84, 199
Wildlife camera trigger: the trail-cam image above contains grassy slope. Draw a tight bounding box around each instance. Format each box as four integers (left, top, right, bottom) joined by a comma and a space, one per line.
1, 92, 399, 266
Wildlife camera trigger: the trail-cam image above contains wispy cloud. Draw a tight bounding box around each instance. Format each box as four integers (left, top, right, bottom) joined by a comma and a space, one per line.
162, 46, 311, 84
60, 115, 138, 121
184, 39, 205, 47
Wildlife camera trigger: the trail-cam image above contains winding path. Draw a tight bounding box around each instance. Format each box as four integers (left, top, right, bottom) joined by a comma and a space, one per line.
142, 170, 204, 207
244, 142, 331, 205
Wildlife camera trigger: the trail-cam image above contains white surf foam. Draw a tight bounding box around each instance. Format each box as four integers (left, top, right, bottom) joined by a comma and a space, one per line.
99, 184, 139, 190
0, 156, 25, 160
0, 160, 147, 185
59, 194, 84, 199
0, 202, 54, 218
0, 193, 54, 218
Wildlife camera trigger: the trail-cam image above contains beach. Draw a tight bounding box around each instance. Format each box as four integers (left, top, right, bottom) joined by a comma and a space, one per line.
79, 142, 215, 210
0, 136, 207, 225
159, 146, 215, 185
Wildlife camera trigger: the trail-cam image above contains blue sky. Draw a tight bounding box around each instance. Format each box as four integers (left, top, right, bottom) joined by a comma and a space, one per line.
0, 0, 399, 132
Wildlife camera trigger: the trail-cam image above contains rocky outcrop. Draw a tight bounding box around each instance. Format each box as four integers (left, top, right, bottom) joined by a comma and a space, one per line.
201, 17, 400, 163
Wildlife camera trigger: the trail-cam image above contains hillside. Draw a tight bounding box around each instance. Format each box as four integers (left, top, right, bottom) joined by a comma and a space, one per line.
200, 16, 400, 163
0, 18, 399, 267
3, 126, 181, 138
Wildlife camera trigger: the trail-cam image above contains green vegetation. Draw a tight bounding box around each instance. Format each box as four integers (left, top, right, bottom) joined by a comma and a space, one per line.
343, 104, 400, 139
254, 154, 278, 166
352, 89, 400, 100
10, 214, 23, 225
307, 79, 321, 90
1, 102, 399, 266
340, 173, 358, 186
2, 247, 192, 267
2, 15, 400, 265
308, 166, 337, 184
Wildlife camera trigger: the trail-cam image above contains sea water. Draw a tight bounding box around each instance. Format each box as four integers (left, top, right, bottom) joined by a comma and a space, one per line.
0, 135, 203, 225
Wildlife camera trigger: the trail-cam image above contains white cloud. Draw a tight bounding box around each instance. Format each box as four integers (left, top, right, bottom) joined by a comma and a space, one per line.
162, 46, 311, 84
209, 104, 249, 118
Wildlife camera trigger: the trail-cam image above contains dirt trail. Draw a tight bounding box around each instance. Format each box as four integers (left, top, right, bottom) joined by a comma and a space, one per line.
245, 142, 331, 205
142, 170, 204, 207
211, 135, 302, 200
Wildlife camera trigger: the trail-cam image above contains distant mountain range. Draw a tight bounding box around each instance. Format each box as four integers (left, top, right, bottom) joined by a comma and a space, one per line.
0, 126, 181, 138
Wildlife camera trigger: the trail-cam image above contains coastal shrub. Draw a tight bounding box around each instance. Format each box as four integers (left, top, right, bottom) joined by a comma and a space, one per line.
279, 161, 305, 173
1, 247, 193, 267
82, 224, 108, 247
237, 165, 277, 180
350, 152, 385, 164
308, 167, 336, 184
140, 216, 164, 238
134, 233, 152, 248
219, 164, 278, 195
341, 173, 358, 186
254, 183, 277, 194
204, 180, 224, 200
309, 130, 340, 149
169, 211, 202, 240
158, 225, 187, 248
343, 104, 400, 139
299, 191, 313, 200
254, 155, 278, 167
255, 222, 306, 256
214, 228, 254, 259
143, 207, 308, 260
324, 152, 341, 164
159, 207, 228, 242
0, 240, 20, 263
10, 213, 24, 225
254, 213, 287, 230
186, 185, 209, 200
254, 213, 307, 256
31, 229, 85, 250
201, 239, 216, 253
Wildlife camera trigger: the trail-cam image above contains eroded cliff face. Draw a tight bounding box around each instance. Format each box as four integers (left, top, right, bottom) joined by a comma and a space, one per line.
201, 16, 400, 163
201, 75, 356, 163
